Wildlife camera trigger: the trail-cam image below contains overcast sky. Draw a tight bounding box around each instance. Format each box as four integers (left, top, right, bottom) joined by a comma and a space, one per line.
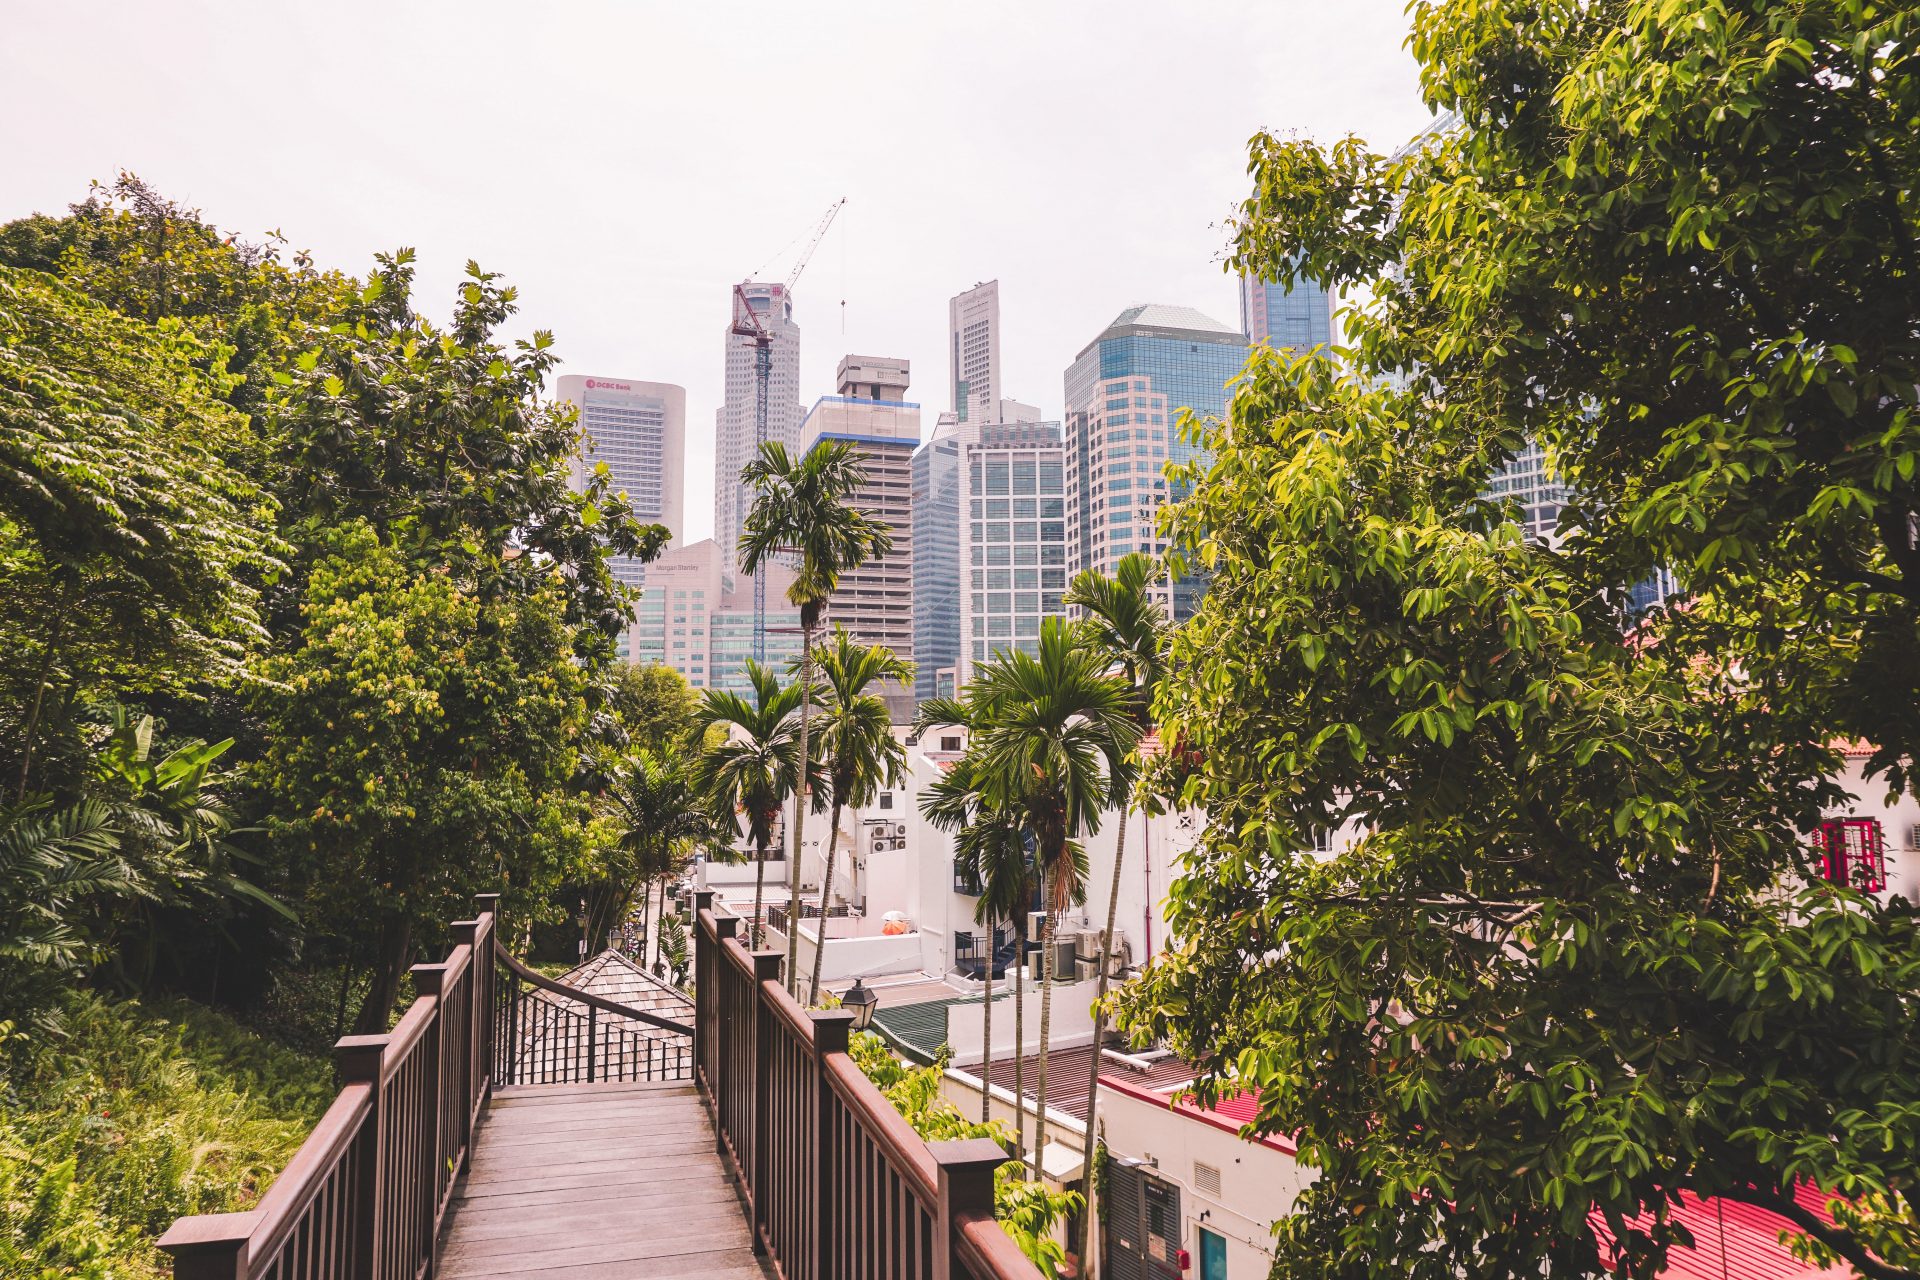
3, 1, 1430, 544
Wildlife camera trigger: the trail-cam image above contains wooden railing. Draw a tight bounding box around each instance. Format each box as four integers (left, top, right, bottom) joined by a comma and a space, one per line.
491, 941, 693, 1085
693, 891, 1043, 1280
158, 893, 501, 1280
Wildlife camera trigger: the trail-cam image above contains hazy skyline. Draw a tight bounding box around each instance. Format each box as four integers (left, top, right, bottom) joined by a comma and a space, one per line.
1, 1, 1430, 544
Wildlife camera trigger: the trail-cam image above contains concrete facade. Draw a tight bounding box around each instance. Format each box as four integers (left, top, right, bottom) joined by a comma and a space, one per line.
949, 280, 1001, 425
799, 355, 920, 712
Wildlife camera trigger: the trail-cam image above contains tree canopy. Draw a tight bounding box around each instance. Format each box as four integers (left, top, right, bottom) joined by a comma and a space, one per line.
1118, 3, 1920, 1278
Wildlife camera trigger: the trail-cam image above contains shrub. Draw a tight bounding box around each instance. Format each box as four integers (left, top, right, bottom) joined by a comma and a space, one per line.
0, 994, 328, 1277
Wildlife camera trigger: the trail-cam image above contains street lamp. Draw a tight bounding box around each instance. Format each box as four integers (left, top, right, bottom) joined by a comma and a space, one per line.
842, 977, 878, 1031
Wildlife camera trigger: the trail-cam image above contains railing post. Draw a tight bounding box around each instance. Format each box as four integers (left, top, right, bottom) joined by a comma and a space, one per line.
586, 1004, 598, 1083
931, 1138, 1008, 1280
810, 1011, 854, 1280
410, 962, 448, 1264
748, 949, 783, 1256
156, 1210, 259, 1280
473, 894, 501, 1096
335, 1034, 390, 1280
710, 912, 739, 1153
447, 919, 480, 1167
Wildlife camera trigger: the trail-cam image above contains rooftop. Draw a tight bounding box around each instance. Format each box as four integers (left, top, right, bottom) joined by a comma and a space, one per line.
1079, 303, 1244, 357
1591, 1186, 1847, 1280
989, 1045, 1194, 1124
561, 949, 695, 1023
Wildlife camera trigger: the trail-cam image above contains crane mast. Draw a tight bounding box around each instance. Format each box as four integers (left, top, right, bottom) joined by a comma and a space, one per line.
730, 197, 846, 665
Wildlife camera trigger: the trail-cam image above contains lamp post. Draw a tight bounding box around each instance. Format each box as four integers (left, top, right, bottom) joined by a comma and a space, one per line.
843, 977, 878, 1031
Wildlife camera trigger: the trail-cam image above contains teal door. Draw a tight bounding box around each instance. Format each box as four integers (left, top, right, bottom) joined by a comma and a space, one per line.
1198, 1226, 1227, 1280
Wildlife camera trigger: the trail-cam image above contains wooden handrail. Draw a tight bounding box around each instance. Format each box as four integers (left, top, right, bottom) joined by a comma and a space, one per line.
491, 937, 694, 1035
159, 896, 501, 1280
242, 1084, 374, 1269
692, 893, 1044, 1280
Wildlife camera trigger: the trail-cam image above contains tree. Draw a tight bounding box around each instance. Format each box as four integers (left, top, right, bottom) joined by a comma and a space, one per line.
803, 628, 911, 1005
604, 663, 700, 758
0, 265, 280, 800
256, 525, 591, 1033
1118, 4, 1920, 1276
270, 250, 665, 670
593, 749, 714, 968
921, 749, 1032, 1133
739, 439, 894, 992
1062, 552, 1166, 1267
694, 662, 812, 950
933, 622, 1133, 1175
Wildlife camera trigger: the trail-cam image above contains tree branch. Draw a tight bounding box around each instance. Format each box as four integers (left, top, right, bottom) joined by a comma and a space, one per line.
1719, 1185, 1920, 1280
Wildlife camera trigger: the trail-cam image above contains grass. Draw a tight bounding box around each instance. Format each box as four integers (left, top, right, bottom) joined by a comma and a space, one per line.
0, 992, 331, 1278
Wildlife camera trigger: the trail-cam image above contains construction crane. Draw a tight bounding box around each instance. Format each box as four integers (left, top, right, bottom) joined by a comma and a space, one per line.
732, 196, 846, 662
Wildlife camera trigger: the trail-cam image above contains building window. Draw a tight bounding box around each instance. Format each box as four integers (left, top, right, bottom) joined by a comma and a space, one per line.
879, 793, 893, 810
1815, 818, 1886, 892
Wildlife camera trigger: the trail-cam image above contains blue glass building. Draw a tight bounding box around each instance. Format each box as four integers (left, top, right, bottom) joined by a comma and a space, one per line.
1239, 274, 1334, 353
1062, 305, 1247, 618
911, 428, 963, 706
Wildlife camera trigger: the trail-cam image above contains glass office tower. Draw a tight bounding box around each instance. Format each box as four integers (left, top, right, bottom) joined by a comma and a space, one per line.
1062, 305, 1247, 619
912, 424, 964, 706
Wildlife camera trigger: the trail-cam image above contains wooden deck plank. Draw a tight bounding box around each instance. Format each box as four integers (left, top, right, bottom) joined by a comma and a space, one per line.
438, 1082, 768, 1280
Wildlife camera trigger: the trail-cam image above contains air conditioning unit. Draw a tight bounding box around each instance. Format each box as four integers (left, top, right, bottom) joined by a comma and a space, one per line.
1074, 958, 1099, 982
893, 824, 908, 839
1074, 928, 1105, 963
1028, 911, 1048, 940
1053, 937, 1077, 978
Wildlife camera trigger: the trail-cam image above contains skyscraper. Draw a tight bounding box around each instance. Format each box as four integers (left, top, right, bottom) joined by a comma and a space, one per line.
1239, 274, 1334, 351
627, 537, 802, 695
957, 420, 1068, 686
558, 373, 687, 588
948, 281, 1001, 424
714, 282, 802, 577
911, 415, 964, 705
798, 355, 920, 715
1062, 304, 1247, 616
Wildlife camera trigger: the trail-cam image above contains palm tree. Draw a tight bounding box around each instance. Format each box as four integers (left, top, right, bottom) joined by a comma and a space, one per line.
694, 661, 812, 949
740, 439, 895, 992
804, 627, 911, 1005
931, 622, 1136, 1174
599, 749, 715, 969
921, 746, 1032, 1136
1064, 552, 1167, 1266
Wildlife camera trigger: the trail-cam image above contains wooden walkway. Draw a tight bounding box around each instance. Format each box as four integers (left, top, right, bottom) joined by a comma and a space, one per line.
437, 1080, 769, 1280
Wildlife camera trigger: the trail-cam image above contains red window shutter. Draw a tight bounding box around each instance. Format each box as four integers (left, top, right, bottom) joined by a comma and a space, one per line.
1814, 818, 1885, 893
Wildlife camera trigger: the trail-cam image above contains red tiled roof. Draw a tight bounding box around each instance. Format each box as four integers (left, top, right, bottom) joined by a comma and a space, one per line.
1590, 1186, 1848, 1279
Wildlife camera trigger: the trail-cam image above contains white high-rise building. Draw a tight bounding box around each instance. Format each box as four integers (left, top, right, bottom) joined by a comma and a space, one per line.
558, 373, 686, 583
714, 282, 802, 578
948, 281, 1001, 425
956, 420, 1067, 687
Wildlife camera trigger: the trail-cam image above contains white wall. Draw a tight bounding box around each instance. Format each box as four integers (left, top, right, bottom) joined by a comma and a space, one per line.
806, 929, 924, 983
699, 856, 785, 888
943, 975, 1100, 1066
940, 1066, 1087, 1175
1098, 1081, 1316, 1280
1834, 757, 1920, 902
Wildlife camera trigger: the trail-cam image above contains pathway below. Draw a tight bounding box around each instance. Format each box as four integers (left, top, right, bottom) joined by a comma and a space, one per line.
438, 1079, 768, 1280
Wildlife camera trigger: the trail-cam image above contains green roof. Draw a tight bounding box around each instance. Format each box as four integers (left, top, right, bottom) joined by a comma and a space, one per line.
871, 996, 967, 1064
